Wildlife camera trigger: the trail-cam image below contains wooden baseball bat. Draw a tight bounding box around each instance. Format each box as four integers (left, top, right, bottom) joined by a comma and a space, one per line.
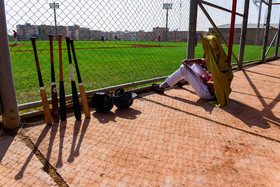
48, 35, 59, 122
65, 36, 81, 120
69, 39, 90, 118
31, 37, 52, 125
57, 34, 67, 121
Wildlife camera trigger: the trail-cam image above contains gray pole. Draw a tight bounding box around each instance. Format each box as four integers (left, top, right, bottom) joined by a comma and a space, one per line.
255, 1, 262, 45
165, 8, 169, 42
54, 6, 58, 38
274, 18, 280, 58
0, 0, 20, 129
187, 0, 197, 59
261, 0, 272, 62
238, 0, 250, 69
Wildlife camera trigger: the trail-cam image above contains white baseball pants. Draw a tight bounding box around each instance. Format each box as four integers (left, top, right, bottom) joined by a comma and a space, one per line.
165, 64, 215, 100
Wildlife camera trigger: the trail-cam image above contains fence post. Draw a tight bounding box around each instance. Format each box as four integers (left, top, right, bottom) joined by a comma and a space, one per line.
238, 0, 249, 69
274, 19, 280, 59
227, 0, 237, 66
187, 0, 198, 59
0, 0, 20, 130
261, 0, 272, 62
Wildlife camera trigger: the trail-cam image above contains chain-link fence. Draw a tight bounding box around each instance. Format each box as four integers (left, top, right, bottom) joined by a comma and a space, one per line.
6, 0, 190, 106
3, 0, 280, 108
196, 0, 280, 64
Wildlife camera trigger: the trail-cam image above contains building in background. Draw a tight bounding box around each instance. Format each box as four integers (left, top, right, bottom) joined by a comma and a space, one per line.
209, 24, 279, 45
15, 23, 280, 45
16, 23, 211, 43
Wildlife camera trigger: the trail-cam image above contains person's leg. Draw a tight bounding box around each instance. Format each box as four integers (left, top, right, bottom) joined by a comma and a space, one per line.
163, 63, 207, 88
151, 65, 184, 94
164, 65, 186, 87
190, 63, 208, 79
183, 65, 214, 100
154, 64, 214, 100
152, 65, 186, 94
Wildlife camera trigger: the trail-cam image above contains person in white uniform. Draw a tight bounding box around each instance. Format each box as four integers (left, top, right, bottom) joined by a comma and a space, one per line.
152, 58, 215, 100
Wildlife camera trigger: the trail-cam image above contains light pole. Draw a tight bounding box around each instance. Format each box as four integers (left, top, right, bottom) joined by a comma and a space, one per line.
163, 3, 173, 42
49, 2, 59, 38
253, 0, 262, 45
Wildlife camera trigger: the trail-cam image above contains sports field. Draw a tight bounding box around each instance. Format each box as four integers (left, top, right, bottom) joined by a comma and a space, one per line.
9, 40, 276, 105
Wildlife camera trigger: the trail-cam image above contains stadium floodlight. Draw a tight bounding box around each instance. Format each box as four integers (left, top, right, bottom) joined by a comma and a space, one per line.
49, 2, 59, 38
163, 3, 173, 42
163, 3, 173, 9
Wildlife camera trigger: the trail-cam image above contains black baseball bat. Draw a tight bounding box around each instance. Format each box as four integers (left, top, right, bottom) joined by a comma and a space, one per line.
69, 39, 90, 118
65, 36, 81, 120
48, 35, 59, 122
57, 34, 67, 121
31, 37, 53, 124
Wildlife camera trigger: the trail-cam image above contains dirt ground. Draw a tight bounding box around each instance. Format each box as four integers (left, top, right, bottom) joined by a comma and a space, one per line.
0, 60, 280, 186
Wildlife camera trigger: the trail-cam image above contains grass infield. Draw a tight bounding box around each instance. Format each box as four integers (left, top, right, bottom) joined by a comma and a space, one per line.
9, 40, 276, 105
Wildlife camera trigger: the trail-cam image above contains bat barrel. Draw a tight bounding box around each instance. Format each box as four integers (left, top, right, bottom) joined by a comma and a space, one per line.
65, 37, 72, 64
69, 40, 82, 83
31, 37, 44, 88
57, 35, 64, 82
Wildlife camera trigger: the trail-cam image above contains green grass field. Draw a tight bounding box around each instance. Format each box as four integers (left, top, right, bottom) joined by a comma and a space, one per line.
9, 40, 277, 105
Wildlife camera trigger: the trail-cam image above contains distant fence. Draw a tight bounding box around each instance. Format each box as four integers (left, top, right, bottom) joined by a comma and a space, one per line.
3, 0, 280, 110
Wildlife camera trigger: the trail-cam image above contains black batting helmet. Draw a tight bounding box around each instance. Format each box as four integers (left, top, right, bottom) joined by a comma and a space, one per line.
91, 92, 114, 113
113, 88, 137, 109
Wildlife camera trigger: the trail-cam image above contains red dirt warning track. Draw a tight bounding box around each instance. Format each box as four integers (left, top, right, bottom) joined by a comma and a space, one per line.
0, 60, 280, 186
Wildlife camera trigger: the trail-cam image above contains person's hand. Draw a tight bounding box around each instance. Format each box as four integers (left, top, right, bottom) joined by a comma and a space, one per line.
182, 59, 194, 65
198, 74, 207, 84
206, 80, 214, 87
182, 59, 188, 65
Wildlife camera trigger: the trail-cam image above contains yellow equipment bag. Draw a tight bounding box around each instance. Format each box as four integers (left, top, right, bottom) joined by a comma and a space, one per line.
200, 35, 233, 107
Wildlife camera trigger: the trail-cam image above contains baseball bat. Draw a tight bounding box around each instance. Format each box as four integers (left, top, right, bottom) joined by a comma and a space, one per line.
57, 34, 67, 121
48, 35, 59, 122
30, 37, 53, 125
65, 36, 81, 120
69, 39, 90, 118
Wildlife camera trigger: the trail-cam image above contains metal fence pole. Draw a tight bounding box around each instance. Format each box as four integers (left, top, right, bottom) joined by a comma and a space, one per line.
227, 0, 237, 66
238, 0, 250, 69
187, 0, 197, 59
0, 0, 20, 129
261, 0, 272, 62
274, 18, 280, 58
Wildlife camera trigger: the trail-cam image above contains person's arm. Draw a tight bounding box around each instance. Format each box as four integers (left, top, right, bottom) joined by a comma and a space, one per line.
198, 74, 207, 84
205, 80, 214, 87
198, 74, 214, 87
182, 58, 206, 66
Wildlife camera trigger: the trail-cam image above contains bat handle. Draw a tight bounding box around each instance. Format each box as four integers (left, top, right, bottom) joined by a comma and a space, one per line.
41, 89, 53, 124
79, 85, 90, 117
